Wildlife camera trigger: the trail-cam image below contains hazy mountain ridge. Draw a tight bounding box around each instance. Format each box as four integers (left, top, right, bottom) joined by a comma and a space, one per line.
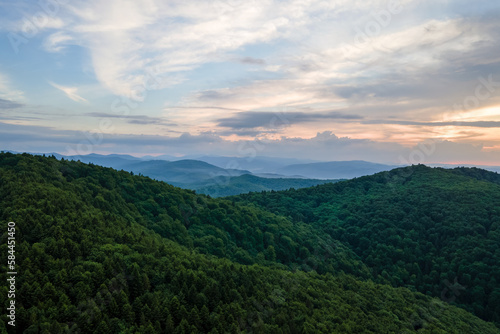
193, 174, 341, 197
5, 152, 344, 195
5, 150, 500, 196
429, 163, 500, 174
276, 160, 398, 179
123, 159, 251, 185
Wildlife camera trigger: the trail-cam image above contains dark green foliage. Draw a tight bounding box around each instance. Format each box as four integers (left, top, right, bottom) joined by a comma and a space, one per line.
1, 153, 366, 276
0, 154, 498, 333
232, 164, 500, 326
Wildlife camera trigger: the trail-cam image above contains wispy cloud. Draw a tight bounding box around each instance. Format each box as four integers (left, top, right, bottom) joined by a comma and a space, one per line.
0, 72, 24, 102
1, 0, 500, 161
27, 0, 380, 97
238, 57, 266, 65
44, 0, 299, 96
217, 111, 363, 129
84, 112, 175, 126
49, 81, 88, 103
363, 120, 500, 128
0, 98, 23, 109
43, 32, 73, 52
3, 122, 500, 165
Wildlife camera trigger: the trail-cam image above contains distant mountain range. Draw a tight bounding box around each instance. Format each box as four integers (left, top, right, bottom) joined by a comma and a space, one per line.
184, 155, 318, 173
124, 159, 250, 185
193, 174, 340, 197
429, 163, 500, 173
276, 160, 398, 179
6, 151, 499, 196
10, 152, 332, 196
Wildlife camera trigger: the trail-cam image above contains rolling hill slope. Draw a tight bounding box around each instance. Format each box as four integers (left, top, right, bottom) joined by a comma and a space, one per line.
123, 159, 251, 185
28, 153, 339, 196
193, 174, 340, 197
231, 165, 500, 326
1, 153, 499, 333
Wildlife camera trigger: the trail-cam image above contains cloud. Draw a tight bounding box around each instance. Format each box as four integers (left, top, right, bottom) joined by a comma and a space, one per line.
84, 112, 175, 126
362, 120, 500, 128
85, 112, 157, 120
0, 98, 23, 109
43, 32, 73, 52
183, 78, 346, 113
217, 111, 363, 129
3, 122, 500, 165
170, 10, 500, 145
24, 0, 392, 98
47, 0, 303, 96
238, 57, 266, 65
0, 10, 66, 34
2, 0, 500, 155
164, 106, 247, 112
49, 81, 88, 103
0, 73, 24, 102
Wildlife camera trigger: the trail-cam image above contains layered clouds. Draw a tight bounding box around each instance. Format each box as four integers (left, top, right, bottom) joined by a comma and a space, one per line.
0, 0, 499, 163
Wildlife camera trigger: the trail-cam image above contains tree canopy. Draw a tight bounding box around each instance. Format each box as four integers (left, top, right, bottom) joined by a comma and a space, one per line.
0, 153, 499, 333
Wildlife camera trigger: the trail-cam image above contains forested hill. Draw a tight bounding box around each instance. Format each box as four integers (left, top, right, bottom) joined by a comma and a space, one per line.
231, 164, 500, 327
0, 153, 499, 333
193, 174, 338, 197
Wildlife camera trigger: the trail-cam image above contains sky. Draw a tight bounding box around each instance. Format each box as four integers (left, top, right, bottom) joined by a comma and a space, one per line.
1, 0, 500, 165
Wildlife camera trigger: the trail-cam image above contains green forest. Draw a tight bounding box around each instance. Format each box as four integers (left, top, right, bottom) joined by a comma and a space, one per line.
232, 164, 500, 327
190, 174, 338, 198
0, 153, 499, 333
